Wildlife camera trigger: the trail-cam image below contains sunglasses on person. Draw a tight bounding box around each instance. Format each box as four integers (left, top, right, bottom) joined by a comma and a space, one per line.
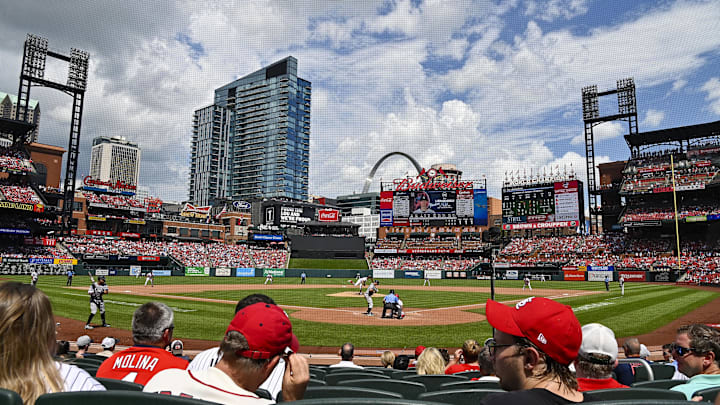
485, 338, 518, 355
671, 343, 698, 357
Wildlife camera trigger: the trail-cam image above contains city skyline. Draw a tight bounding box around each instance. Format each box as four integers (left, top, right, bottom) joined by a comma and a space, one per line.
0, 0, 718, 203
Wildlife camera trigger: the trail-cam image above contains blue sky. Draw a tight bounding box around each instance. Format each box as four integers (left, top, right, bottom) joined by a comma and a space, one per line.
0, 0, 719, 203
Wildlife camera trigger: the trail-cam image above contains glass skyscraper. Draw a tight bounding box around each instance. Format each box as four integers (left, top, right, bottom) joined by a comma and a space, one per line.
189, 56, 311, 205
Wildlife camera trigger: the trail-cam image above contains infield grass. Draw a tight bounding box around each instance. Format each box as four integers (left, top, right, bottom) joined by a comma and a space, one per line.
3, 275, 717, 348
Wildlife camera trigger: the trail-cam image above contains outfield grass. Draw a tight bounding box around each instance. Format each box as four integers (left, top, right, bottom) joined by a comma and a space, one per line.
288, 258, 369, 269
3, 275, 717, 348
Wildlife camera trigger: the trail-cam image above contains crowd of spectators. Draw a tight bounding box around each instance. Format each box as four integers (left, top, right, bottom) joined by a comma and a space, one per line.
0, 184, 41, 204
375, 236, 489, 251
622, 204, 720, 222
82, 192, 146, 209
622, 149, 720, 194
0, 147, 33, 174
61, 237, 288, 268
370, 255, 485, 271
0, 244, 74, 259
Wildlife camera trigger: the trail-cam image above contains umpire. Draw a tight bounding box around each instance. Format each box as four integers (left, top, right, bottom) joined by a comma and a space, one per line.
381, 289, 400, 319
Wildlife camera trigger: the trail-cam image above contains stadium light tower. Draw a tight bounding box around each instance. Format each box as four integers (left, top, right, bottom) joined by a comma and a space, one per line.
15, 33, 90, 236
581, 78, 638, 235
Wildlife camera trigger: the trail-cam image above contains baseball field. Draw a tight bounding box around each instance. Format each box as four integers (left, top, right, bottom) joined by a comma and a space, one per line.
2, 275, 718, 351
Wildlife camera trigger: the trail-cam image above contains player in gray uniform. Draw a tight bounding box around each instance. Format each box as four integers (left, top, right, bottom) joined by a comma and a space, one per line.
85, 273, 109, 329
30, 271, 38, 286
364, 280, 379, 316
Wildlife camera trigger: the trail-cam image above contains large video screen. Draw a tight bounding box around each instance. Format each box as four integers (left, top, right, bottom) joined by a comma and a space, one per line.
501, 180, 582, 230
380, 188, 487, 226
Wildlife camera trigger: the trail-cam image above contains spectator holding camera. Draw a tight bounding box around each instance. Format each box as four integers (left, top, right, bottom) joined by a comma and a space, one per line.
445, 339, 482, 374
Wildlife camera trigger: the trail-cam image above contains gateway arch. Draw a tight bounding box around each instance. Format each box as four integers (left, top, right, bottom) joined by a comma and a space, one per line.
362, 152, 422, 193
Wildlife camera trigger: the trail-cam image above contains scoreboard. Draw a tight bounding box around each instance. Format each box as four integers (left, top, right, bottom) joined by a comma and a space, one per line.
380, 188, 487, 227
502, 180, 584, 230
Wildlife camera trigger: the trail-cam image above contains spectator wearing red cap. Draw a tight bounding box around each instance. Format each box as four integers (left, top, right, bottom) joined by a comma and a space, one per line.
445, 339, 482, 375
409, 345, 426, 368
480, 297, 599, 404
574, 323, 628, 392
144, 302, 309, 403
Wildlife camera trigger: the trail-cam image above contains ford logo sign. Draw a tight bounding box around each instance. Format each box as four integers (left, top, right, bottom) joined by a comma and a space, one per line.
233, 201, 251, 209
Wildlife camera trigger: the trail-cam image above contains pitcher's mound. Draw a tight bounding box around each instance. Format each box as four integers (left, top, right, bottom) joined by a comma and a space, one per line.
328, 291, 367, 297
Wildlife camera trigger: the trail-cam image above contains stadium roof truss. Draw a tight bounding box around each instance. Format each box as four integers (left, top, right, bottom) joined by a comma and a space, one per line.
624, 120, 720, 153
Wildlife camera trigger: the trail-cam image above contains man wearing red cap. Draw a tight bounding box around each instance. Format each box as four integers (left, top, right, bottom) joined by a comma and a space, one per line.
480, 297, 599, 404
144, 302, 309, 403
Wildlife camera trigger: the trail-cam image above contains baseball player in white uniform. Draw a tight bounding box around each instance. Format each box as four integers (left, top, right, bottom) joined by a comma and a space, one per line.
30, 271, 38, 286
354, 276, 368, 295
85, 273, 109, 329
364, 280, 379, 316
423, 272, 430, 286
619, 276, 625, 296
523, 275, 532, 291
145, 272, 154, 287
264, 273, 274, 284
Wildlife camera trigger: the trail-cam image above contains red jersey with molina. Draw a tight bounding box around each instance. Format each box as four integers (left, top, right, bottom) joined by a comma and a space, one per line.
96, 346, 189, 385
577, 377, 629, 392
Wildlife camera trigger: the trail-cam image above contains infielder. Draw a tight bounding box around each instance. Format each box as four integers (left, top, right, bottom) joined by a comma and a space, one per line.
30, 270, 38, 286
364, 279, 379, 316
423, 272, 430, 286
619, 276, 625, 296
264, 273, 274, 284
85, 273, 109, 329
354, 276, 368, 295
522, 275, 532, 291
145, 272, 154, 287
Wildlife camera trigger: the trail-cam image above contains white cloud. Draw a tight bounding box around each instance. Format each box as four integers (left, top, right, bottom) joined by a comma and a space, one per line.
524, 0, 589, 22
701, 77, 720, 115
641, 109, 665, 127
570, 122, 624, 145
672, 79, 688, 91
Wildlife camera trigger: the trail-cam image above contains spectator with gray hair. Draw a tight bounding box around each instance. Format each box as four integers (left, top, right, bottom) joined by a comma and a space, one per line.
670, 324, 720, 400
96, 302, 188, 385
613, 337, 644, 386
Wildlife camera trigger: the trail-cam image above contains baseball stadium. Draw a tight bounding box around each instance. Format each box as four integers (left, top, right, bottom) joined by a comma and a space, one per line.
2, 31, 720, 404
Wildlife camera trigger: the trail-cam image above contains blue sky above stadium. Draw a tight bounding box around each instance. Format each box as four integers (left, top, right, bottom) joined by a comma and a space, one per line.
0, 0, 719, 203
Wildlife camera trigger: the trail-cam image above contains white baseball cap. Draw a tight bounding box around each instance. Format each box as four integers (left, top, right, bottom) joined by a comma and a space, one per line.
101, 337, 118, 349
77, 335, 93, 347
578, 323, 618, 364
639, 344, 651, 359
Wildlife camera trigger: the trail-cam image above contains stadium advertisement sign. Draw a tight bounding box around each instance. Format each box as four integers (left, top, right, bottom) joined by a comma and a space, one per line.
236, 268, 255, 277
153, 270, 171, 276
253, 234, 284, 241
588, 271, 611, 281
619, 271, 646, 282
652, 272, 671, 282
380, 209, 393, 226
506, 270, 519, 280
29, 258, 53, 264
54, 258, 77, 265
138, 256, 160, 261
425, 270, 442, 279
185, 266, 210, 276
562, 266, 577, 271
473, 189, 488, 226
564, 271, 586, 281
180, 203, 211, 219
686, 216, 707, 222
374, 248, 397, 254
129, 266, 141, 276
95, 269, 109, 276
708, 214, 720, 221
502, 221, 578, 230
318, 209, 339, 222
398, 248, 462, 254
263, 269, 285, 277
373, 269, 395, 279
588, 265, 614, 272
404, 271, 422, 279
215, 267, 231, 277
0, 228, 30, 235
0, 201, 44, 212
380, 191, 393, 209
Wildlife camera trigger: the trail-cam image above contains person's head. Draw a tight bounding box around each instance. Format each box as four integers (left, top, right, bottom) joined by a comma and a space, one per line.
575, 323, 618, 380
56, 340, 70, 357
132, 302, 175, 346
485, 297, 581, 392
393, 354, 410, 370
622, 338, 641, 357
478, 346, 495, 375
416, 192, 430, 211
219, 302, 299, 389
340, 343, 355, 361
171, 340, 184, 356
97, 275, 106, 285
381, 351, 396, 368
415, 345, 426, 359
389, 289, 395, 295
461, 339, 482, 364
77, 335, 92, 351
416, 347, 446, 375
662, 343, 673, 362
101, 337, 118, 352
234, 293, 275, 314
0, 282, 63, 403
673, 324, 720, 378
438, 348, 450, 365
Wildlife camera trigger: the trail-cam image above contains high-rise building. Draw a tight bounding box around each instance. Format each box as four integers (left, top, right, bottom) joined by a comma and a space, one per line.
89, 136, 141, 187
189, 56, 311, 206
0, 91, 40, 142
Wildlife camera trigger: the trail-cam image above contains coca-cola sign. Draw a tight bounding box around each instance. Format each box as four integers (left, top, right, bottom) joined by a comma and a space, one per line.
318, 209, 339, 222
